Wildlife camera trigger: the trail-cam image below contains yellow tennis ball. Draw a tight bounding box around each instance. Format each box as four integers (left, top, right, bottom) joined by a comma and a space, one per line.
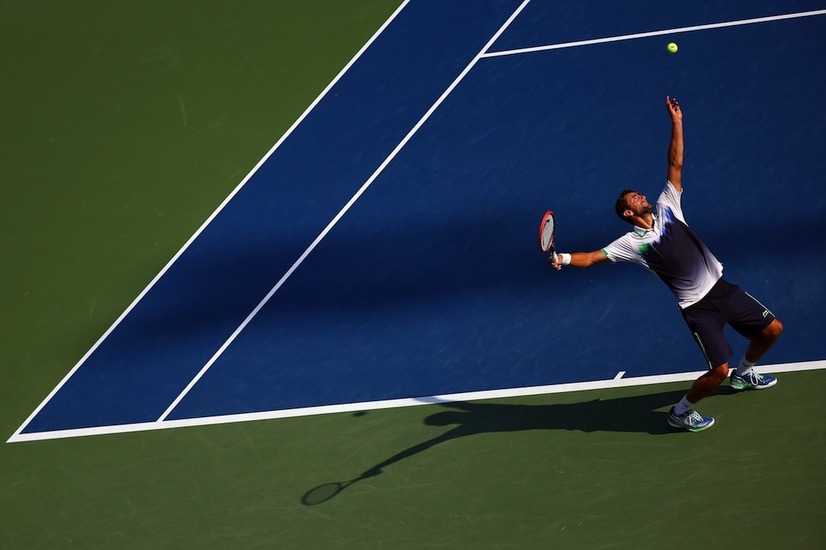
667, 42, 678, 54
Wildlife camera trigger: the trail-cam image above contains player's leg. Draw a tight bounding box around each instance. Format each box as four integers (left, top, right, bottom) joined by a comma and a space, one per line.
741, 318, 783, 363
728, 288, 783, 390
686, 362, 729, 404
667, 361, 727, 432
668, 301, 730, 432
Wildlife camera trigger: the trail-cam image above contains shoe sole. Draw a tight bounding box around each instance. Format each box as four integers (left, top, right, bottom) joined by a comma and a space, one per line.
668, 416, 715, 432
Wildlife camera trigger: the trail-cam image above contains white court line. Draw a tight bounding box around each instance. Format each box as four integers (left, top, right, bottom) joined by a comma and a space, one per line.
9, 0, 413, 442
155, 0, 535, 423
481, 9, 826, 58
9, 360, 826, 442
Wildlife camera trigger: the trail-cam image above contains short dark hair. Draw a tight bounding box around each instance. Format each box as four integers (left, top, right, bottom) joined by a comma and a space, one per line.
615, 189, 636, 223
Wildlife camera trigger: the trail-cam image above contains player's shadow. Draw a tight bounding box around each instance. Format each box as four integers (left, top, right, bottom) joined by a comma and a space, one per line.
302, 387, 735, 505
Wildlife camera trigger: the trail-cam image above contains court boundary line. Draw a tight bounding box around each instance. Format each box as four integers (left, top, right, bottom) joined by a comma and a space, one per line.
9, 0, 413, 442
482, 8, 826, 58
155, 0, 534, 423
8, 360, 825, 442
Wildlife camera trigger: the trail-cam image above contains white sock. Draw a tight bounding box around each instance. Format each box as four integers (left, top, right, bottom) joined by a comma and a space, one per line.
673, 396, 694, 415
735, 357, 755, 376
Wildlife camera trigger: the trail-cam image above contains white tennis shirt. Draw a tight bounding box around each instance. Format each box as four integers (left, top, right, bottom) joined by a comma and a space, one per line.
602, 182, 723, 309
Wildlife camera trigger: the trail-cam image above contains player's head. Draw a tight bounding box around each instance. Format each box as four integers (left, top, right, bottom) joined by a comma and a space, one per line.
615, 189, 652, 223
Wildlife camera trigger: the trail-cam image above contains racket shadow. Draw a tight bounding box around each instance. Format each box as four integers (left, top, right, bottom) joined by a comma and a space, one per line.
301, 388, 725, 505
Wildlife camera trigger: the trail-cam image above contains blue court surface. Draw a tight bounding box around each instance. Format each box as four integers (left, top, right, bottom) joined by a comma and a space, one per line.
11, 0, 826, 441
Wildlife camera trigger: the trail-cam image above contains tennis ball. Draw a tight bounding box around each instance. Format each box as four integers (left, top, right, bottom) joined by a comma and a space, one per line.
667, 42, 678, 54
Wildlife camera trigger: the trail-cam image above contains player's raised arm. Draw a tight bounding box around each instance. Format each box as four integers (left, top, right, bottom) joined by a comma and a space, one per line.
666, 96, 684, 192
549, 250, 610, 270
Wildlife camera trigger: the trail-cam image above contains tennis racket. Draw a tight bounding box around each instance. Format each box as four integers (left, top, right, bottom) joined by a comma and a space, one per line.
538, 210, 556, 259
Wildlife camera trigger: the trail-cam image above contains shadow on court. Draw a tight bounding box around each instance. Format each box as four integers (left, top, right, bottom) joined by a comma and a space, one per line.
301, 387, 737, 505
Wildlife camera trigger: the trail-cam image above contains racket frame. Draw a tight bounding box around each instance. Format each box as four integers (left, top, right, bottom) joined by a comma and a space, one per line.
538, 210, 556, 255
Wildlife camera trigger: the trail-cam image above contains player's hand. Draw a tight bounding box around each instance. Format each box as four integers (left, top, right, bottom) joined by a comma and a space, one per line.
666, 96, 682, 122
549, 253, 562, 271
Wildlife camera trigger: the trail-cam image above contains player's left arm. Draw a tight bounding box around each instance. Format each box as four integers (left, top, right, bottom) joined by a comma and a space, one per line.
666, 96, 684, 192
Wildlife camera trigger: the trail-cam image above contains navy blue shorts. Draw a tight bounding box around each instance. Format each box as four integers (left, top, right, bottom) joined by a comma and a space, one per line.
680, 278, 776, 369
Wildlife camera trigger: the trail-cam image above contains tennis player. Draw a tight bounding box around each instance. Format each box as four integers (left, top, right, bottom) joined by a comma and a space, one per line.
550, 96, 783, 432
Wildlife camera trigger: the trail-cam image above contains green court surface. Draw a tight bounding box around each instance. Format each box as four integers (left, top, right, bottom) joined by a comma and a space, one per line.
2, 1, 824, 548
3, 375, 825, 548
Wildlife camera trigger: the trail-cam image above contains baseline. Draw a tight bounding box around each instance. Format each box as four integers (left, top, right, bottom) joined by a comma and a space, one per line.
9, 360, 824, 442
483, 8, 826, 57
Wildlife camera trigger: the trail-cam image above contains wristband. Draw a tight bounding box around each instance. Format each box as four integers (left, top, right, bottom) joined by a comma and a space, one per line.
559, 253, 572, 266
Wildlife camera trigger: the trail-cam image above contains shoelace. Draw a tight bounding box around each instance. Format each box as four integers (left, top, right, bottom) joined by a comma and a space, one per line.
740, 371, 763, 386
744, 372, 763, 384
685, 410, 705, 424
734, 371, 762, 385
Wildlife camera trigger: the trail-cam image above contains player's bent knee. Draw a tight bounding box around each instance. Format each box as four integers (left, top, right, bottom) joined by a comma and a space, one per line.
765, 319, 783, 339
710, 363, 729, 381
